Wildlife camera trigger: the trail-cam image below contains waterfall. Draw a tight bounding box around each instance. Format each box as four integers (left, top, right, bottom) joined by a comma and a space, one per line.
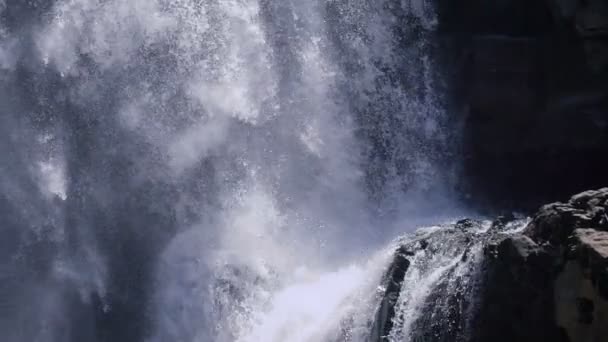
0, 1, 463, 341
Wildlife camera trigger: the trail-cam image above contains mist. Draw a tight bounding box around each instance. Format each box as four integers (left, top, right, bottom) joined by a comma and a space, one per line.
0, 1, 462, 341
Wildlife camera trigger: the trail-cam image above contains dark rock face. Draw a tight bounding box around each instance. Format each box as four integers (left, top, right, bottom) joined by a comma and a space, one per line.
472, 236, 565, 342
571, 229, 608, 299
370, 220, 492, 342
555, 228, 608, 342
436, 0, 608, 211
370, 246, 411, 341
525, 187, 608, 244
477, 188, 608, 342
371, 188, 608, 342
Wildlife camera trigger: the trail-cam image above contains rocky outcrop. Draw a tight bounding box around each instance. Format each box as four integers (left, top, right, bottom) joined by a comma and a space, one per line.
556, 229, 608, 342
525, 188, 608, 244
369, 221, 487, 342
472, 235, 567, 342
478, 187, 608, 342
370, 246, 411, 341
371, 188, 608, 342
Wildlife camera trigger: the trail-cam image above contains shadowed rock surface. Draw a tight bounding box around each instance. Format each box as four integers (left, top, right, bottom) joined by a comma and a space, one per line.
371, 188, 608, 342
555, 228, 608, 342
370, 220, 492, 342
370, 246, 412, 341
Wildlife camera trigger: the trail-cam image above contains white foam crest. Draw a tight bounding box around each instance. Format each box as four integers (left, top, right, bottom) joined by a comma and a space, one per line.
238, 266, 366, 342
233, 243, 397, 342
187, 0, 275, 122
389, 251, 464, 340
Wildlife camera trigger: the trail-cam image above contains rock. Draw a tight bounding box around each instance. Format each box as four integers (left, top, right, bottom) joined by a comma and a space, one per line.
369, 191, 608, 342
500, 235, 545, 261
472, 235, 563, 342
489, 213, 516, 231
510, 189, 608, 342
524, 202, 588, 245
571, 229, 608, 298
555, 228, 608, 342
454, 218, 475, 230
454, 218, 479, 231
370, 224, 479, 342
370, 246, 411, 341
569, 188, 608, 208
525, 188, 608, 245
575, 228, 608, 253
575, 2, 608, 36
419, 239, 429, 250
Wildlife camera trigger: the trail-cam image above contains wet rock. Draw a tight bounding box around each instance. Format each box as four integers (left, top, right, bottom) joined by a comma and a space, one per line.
410, 263, 478, 342
570, 188, 608, 208
499, 188, 608, 342
489, 213, 517, 232
370, 225, 479, 342
418, 239, 429, 250
368, 189, 608, 342
455, 218, 473, 230
500, 235, 546, 262
570, 229, 608, 299
455, 218, 481, 231
467, 189, 607, 341
370, 246, 411, 341
472, 235, 562, 342
525, 187, 608, 245
555, 228, 608, 342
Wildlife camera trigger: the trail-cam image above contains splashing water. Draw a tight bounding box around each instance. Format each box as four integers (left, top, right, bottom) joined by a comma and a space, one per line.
0, 0, 462, 341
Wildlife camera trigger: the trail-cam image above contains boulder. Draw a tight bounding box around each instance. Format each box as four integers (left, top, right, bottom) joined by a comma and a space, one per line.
471, 235, 563, 342
489, 213, 517, 232
525, 188, 608, 245
573, 229, 608, 299
472, 188, 608, 342
555, 228, 608, 342
369, 189, 608, 341
370, 223, 481, 342
519, 188, 608, 342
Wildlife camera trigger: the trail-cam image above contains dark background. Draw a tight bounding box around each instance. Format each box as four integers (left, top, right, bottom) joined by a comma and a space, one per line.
436, 0, 608, 212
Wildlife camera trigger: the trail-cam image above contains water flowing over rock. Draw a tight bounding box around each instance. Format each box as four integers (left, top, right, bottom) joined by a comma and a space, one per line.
367, 188, 608, 342
0, 1, 457, 341
366, 219, 515, 342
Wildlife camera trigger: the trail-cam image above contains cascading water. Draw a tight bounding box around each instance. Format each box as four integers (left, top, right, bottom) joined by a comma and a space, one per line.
0, 1, 476, 341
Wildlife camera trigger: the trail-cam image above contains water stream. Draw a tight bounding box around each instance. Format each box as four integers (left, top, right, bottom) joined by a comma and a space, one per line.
0, 1, 466, 341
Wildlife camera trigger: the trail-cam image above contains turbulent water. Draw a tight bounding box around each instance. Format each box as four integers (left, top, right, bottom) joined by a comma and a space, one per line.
0, 0, 465, 341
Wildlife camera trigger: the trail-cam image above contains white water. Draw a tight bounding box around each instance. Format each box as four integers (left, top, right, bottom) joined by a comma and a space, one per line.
0, 1, 461, 341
